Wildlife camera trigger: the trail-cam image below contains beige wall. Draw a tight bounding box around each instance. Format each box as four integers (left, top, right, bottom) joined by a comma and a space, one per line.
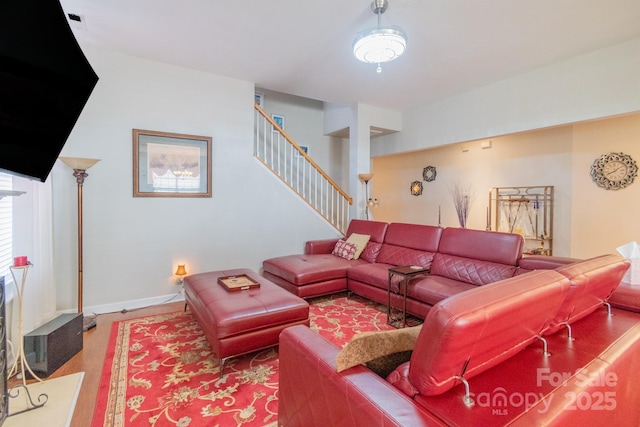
570, 114, 640, 258
371, 113, 640, 258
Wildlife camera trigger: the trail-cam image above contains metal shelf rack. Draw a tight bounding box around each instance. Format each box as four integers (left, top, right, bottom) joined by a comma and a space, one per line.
488, 186, 554, 255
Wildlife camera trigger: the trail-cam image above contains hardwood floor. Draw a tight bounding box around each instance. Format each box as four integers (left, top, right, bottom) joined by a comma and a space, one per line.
8, 301, 185, 427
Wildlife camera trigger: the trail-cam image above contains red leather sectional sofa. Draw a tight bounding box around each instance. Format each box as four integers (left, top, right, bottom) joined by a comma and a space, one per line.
263, 219, 575, 318
265, 219, 640, 425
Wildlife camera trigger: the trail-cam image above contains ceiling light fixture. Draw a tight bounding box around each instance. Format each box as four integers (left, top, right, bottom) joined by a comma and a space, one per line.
353, 0, 407, 73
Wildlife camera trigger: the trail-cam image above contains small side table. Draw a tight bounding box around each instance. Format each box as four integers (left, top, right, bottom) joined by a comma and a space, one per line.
387, 266, 429, 328
8, 263, 43, 384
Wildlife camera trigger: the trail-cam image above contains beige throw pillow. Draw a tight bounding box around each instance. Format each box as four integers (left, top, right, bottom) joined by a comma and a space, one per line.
335, 325, 422, 372
346, 233, 371, 259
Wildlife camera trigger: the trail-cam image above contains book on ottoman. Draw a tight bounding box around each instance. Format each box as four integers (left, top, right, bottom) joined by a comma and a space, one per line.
217, 274, 260, 292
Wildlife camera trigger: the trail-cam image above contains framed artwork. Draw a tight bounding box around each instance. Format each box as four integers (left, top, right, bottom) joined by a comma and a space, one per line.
255, 92, 264, 107
133, 129, 212, 198
271, 114, 285, 131
295, 145, 309, 158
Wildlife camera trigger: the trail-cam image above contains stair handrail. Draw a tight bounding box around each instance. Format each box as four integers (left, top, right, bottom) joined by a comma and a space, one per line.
255, 103, 353, 205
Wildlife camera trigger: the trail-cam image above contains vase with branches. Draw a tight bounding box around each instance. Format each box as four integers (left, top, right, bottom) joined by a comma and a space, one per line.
450, 181, 474, 228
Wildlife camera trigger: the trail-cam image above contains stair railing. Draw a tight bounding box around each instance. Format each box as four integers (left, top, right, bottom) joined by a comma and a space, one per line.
254, 103, 353, 234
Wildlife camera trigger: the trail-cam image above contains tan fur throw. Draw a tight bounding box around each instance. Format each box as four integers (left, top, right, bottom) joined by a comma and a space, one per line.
335, 325, 422, 372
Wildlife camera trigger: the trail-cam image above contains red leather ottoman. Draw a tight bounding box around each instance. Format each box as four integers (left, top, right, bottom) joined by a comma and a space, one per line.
183, 268, 309, 371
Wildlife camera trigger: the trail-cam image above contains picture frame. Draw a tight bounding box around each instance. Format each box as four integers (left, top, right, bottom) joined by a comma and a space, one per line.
254, 92, 264, 107
295, 145, 309, 158
271, 114, 285, 131
133, 129, 212, 198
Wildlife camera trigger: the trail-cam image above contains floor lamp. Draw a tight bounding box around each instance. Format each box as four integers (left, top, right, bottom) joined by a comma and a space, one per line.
59, 157, 100, 332
358, 173, 373, 220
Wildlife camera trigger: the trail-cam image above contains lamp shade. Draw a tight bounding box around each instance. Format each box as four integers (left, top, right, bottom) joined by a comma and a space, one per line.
175, 264, 187, 276
359, 173, 374, 183
59, 157, 101, 170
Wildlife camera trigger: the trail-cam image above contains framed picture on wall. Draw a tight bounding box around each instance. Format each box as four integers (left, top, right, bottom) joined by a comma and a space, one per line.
133, 129, 212, 198
295, 145, 309, 158
271, 114, 285, 131
255, 92, 264, 107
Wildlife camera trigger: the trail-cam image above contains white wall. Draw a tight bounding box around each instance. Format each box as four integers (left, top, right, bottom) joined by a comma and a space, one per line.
52, 48, 340, 313
258, 89, 347, 189
373, 37, 640, 157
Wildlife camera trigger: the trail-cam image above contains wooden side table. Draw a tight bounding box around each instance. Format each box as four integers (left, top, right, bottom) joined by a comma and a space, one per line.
387, 266, 429, 328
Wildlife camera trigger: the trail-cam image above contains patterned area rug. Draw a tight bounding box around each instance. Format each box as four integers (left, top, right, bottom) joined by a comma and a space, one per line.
92, 293, 394, 427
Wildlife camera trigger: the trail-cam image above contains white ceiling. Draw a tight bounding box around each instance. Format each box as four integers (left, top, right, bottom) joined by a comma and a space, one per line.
60, 0, 640, 112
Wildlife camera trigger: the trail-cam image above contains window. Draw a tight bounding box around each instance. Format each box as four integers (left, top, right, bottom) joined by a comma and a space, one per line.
0, 174, 12, 285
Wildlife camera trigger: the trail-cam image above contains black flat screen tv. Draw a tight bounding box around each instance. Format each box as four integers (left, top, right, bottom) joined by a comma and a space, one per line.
0, 0, 99, 182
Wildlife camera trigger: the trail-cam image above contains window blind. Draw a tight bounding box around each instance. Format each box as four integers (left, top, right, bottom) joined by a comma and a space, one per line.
0, 174, 12, 282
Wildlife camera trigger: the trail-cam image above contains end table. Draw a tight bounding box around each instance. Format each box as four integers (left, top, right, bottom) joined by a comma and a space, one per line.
387, 266, 429, 328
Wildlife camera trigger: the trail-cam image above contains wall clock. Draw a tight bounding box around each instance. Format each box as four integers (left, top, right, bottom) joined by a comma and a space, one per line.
590, 152, 638, 190
410, 181, 423, 196
423, 165, 437, 182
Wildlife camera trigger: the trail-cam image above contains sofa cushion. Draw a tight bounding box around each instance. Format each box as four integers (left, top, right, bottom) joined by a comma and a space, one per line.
336, 326, 422, 372
382, 223, 442, 252
361, 241, 382, 263
429, 253, 518, 286
345, 219, 388, 244
377, 245, 436, 268
404, 270, 570, 397
546, 253, 630, 334
407, 275, 477, 306
347, 262, 395, 291
332, 239, 357, 260
346, 233, 371, 259
263, 254, 367, 285
436, 227, 523, 265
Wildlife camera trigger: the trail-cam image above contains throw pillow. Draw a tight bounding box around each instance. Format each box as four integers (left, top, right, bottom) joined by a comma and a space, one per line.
332, 239, 357, 260
360, 241, 382, 263
335, 325, 422, 372
346, 233, 371, 259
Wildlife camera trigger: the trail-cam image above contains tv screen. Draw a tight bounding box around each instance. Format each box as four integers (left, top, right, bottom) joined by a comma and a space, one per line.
0, 0, 99, 182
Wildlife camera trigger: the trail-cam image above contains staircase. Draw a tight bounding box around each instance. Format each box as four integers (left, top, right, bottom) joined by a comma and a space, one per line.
254, 103, 353, 234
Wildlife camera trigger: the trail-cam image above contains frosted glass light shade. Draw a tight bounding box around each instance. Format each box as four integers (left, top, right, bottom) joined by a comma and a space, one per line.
353, 27, 407, 64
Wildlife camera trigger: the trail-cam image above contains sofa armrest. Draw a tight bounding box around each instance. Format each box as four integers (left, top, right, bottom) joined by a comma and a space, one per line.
305, 238, 340, 255
278, 325, 444, 427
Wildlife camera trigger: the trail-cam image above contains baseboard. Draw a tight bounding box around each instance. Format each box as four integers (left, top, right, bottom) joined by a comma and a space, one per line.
58, 291, 185, 316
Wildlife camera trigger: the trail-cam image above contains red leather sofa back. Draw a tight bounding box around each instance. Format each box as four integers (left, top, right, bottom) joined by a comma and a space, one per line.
546, 253, 630, 334
376, 223, 442, 268
405, 270, 570, 396
429, 228, 524, 285
345, 219, 388, 243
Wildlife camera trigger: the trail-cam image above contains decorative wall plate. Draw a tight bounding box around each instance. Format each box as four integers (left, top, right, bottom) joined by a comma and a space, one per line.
423, 165, 437, 182
590, 152, 637, 190
411, 181, 423, 196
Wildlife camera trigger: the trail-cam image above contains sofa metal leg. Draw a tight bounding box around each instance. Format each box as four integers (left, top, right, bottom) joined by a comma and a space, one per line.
604, 301, 612, 316
454, 376, 475, 407
563, 322, 573, 340
536, 336, 550, 356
